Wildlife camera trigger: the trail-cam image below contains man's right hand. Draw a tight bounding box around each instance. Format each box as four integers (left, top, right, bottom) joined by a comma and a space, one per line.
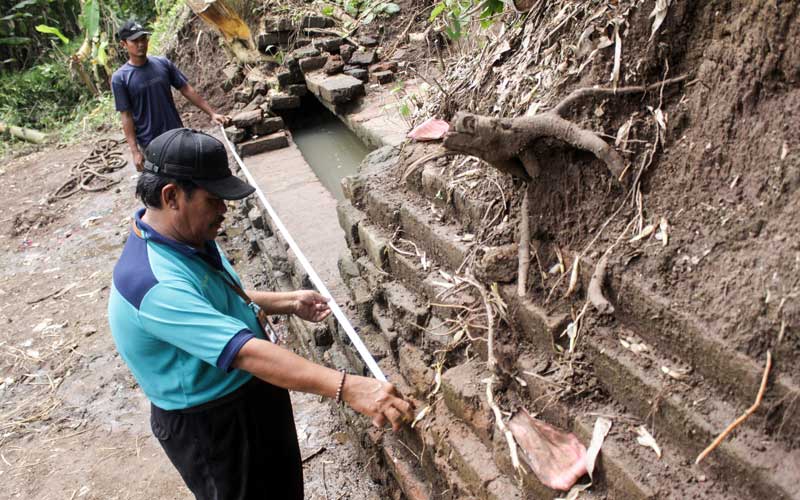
133, 149, 145, 172
342, 375, 415, 431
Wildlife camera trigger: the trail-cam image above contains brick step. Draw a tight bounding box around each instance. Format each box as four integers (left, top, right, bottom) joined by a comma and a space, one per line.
394, 156, 800, 426
505, 296, 798, 499
440, 358, 720, 500
335, 189, 797, 499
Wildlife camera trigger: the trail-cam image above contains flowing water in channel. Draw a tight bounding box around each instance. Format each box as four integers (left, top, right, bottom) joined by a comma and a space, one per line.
291, 111, 370, 201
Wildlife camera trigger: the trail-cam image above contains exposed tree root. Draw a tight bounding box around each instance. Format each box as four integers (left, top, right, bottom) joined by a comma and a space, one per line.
587, 254, 614, 315
442, 75, 688, 182
445, 76, 687, 299
695, 351, 772, 465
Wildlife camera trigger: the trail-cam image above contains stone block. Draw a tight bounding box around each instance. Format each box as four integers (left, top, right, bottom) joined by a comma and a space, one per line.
383, 281, 429, 338
234, 86, 254, 103
341, 175, 366, 204
372, 70, 394, 84
225, 126, 247, 144
269, 93, 301, 110
242, 94, 267, 112
277, 69, 304, 87
473, 244, 518, 283
236, 131, 289, 157
247, 206, 264, 230
299, 55, 329, 73
358, 35, 378, 47
291, 46, 320, 59
299, 15, 334, 29
263, 17, 294, 32
337, 250, 360, 287
286, 84, 308, 97
343, 67, 368, 82
252, 116, 284, 136
441, 359, 493, 445
349, 277, 374, 323
232, 109, 263, 128
397, 341, 433, 397
370, 61, 399, 73
339, 44, 355, 62
305, 73, 365, 104
349, 49, 377, 66
323, 55, 344, 75
257, 32, 288, 51
313, 37, 344, 53
357, 222, 389, 270
253, 80, 269, 96
355, 256, 384, 292
336, 201, 366, 245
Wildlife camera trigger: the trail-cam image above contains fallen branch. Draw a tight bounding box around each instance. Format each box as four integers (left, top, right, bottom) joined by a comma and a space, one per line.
695, 351, 772, 464
0, 121, 46, 144
587, 255, 613, 314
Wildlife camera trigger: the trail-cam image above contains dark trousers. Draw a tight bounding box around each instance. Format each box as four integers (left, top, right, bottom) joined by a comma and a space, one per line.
150, 378, 303, 500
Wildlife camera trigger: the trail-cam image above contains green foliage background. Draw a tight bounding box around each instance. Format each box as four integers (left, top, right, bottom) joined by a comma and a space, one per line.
1, 0, 181, 150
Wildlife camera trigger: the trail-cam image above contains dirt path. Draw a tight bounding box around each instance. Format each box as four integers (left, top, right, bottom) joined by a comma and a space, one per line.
0, 138, 380, 499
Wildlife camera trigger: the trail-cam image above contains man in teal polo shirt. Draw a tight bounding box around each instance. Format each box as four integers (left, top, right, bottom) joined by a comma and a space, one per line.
108, 128, 413, 499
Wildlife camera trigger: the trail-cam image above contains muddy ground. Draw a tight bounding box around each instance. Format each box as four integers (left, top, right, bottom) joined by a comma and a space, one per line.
0, 136, 381, 499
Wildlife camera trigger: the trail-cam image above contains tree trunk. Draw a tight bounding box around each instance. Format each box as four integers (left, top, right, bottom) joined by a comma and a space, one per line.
0, 122, 47, 144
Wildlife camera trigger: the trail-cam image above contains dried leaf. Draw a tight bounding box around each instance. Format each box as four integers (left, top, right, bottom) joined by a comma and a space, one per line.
654, 217, 669, 246
636, 426, 662, 458
781, 142, 789, 160
411, 405, 431, 428
661, 365, 690, 380
629, 224, 655, 242
649, 0, 671, 40
610, 21, 622, 86
564, 256, 580, 298
615, 118, 634, 148
555, 417, 611, 500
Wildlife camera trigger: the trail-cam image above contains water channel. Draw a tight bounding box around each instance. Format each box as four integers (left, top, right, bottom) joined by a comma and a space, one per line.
289, 97, 371, 200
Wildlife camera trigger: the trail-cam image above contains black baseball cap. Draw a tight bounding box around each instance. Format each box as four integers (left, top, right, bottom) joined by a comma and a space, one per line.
144, 128, 256, 200
118, 20, 151, 41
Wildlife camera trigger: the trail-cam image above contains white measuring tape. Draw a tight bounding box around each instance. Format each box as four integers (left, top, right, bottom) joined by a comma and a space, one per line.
219, 125, 387, 382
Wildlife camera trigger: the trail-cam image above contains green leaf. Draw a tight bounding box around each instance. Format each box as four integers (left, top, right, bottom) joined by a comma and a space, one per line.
80, 0, 100, 40
344, 0, 359, 16
321, 5, 334, 16
0, 36, 31, 45
382, 2, 400, 14
35, 24, 69, 44
361, 12, 375, 24
96, 38, 108, 67
11, 0, 38, 11
429, 2, 446, 21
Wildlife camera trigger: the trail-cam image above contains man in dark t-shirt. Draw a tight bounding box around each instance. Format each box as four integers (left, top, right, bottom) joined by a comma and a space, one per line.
111, 21, 230, 171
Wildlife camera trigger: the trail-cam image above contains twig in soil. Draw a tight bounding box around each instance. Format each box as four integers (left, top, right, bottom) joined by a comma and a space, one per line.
26, 282, 78, 304
301, 446, 326, 463
400, 149, 459, 184
587, 254, 613, 314
517, 188, 530, 297
695, 350, 772, 465
322, 461, 330, 500
551, 75, 689, 116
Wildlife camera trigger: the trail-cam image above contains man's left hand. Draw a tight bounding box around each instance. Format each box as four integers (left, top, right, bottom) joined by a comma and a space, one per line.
211, 113, 231, 126
293, 291, 331, 322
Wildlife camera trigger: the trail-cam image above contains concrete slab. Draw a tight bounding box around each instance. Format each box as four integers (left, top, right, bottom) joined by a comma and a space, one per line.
305, 72, 365, 104
241, 136, 348, 303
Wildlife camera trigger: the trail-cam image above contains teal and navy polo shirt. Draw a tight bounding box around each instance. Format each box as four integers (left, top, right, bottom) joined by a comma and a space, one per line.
108, 208, 263, 410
